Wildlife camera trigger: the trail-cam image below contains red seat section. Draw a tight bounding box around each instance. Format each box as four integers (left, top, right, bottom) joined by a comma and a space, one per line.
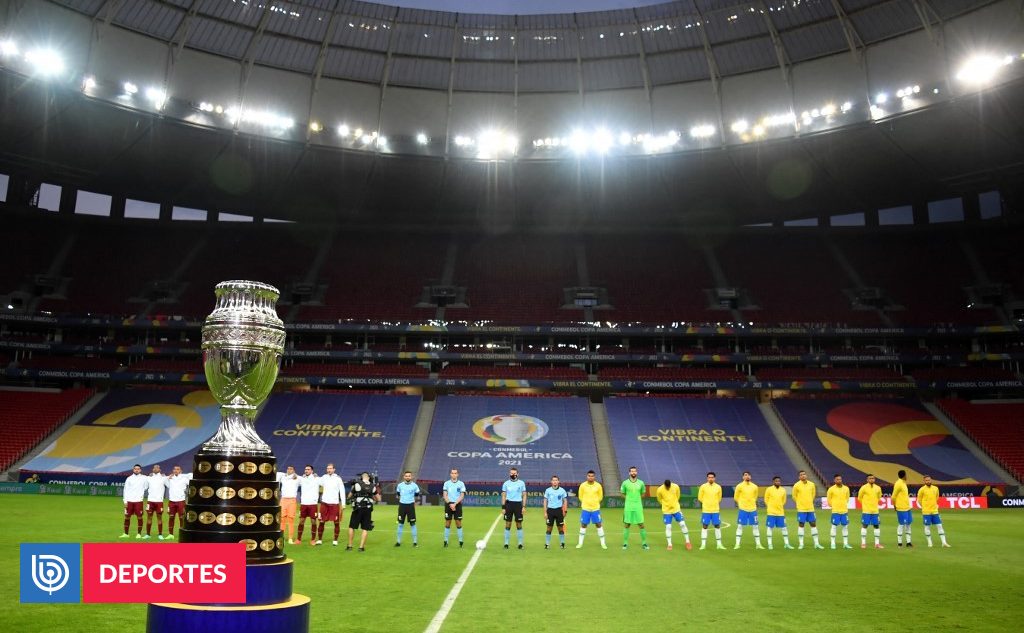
281, 363, 429, 377
755, 367, 907, 381
440, 365, 587, 379
939, 399, 1024, 482
19, 356, 122, 372
0, 388, 94, 470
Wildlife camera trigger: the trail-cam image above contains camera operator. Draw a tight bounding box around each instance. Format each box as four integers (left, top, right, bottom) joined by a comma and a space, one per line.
346, 472, 381, 552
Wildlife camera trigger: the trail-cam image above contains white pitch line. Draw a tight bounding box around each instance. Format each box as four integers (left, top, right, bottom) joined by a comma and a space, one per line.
423, 512, 503, 633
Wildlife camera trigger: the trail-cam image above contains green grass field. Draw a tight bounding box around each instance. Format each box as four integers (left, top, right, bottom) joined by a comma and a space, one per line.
3, 496, 1023, 632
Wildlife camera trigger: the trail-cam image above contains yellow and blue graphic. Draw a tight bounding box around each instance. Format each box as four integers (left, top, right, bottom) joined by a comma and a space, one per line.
777, 399, 999, 484
23, 390, 221, 474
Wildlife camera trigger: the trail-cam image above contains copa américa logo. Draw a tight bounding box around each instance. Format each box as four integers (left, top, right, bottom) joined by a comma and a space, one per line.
20, 543, 246, 604
472, 414, 549, 446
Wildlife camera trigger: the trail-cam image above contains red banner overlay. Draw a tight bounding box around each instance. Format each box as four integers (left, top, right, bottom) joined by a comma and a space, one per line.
82, 543, 246, 604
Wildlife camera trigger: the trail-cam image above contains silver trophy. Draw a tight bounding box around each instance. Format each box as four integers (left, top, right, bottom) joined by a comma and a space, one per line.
201, 280, 286, 455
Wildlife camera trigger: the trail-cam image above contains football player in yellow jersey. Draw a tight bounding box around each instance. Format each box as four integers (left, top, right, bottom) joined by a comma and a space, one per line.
857, 474, 884, 549
892, 469, 914, 548
732, 471, 763, 550
697, 471, 726, 550
826, 474, 853, 549
655, 478, 691, 550
575, 470, 608, 549
763, 476, 794, 550
918, 475, 950, 548
792, 470, 824, 550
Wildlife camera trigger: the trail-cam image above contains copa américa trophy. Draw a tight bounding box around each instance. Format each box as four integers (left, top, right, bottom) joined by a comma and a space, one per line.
147, 281, 309, 632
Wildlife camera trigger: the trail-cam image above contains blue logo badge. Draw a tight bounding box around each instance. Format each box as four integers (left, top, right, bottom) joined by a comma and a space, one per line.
20, 543, 80, 603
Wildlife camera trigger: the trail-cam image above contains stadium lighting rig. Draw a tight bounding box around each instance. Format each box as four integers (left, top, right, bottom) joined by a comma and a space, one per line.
956, 54, 1014, 85
24, 47, 64, 76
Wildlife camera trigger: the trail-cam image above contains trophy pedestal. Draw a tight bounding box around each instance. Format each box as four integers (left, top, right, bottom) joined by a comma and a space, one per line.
147, 559, 309, 633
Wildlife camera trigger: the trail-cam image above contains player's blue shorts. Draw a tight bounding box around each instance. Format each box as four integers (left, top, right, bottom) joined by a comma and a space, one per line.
830, 513, 849, 526
663, 512, 684, 525
896, 510, 913, 525
701, 512, 721, 527
797, 511, 817, 524
922, 513, 942, 526
861, 513, 880, 527
766, 515, 786, 528
580, 509, 603, 525
737, 510, 758, 526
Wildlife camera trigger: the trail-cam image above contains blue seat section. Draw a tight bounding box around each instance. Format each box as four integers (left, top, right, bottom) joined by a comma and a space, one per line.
605, 397, 797, 485
419, 396, 598, 484
255, 393, 421, 480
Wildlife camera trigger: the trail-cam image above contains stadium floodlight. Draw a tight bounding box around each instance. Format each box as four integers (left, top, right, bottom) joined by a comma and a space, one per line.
337, 124, 350, 136
416, 132, 428, 145
592, 128, 613, 154
751, 124, 765, 137
24, 48, 64, 76
730, 119, 749, 134
81, 75, 96, 91
821, 103, 836, 116
454, 135, 473, 147
840, 101, 853, 113
956, 54, 1010, 85
198, 101, 214, 112
567, 129, 589, 155
874, 92, 887, 104
0, 40, 18, 57
618, 131, 632, 146
123, 81, 138, 95
689, 124, 715, 139
145, 87, 167, 109
309, 121, 323, 133
377, 135, 388, 147
360, 134, 373, 144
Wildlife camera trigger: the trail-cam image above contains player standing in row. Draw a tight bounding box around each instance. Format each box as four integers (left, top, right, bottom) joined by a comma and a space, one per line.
277, 466, 300, 544
443, 468, 466, 548
656, 478, 691, 550
145, 464, 167, 540
858, 474, 884, 549
893, 470, 913, 548
296, 465, 320, 545
317, 463, 346, 546
793, 470, 824, 550
698, 471, 725, 550
732, 471, 762, 550
826, 474, 853, 549
165, 465, 191, 540
543, 475, 568, 549
502, 467, 527, 550
764, 476, 793, 550
395, 471, 420, 547
576, 470, 607, 549
918, 475, 951, 547
120, 463, 148, 539
620, 466, 649, 550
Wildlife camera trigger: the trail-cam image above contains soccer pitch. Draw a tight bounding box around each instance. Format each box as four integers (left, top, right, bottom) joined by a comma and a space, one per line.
3, 497, 1023, 633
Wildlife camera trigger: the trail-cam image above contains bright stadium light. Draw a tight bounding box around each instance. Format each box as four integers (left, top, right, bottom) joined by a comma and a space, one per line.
24, 48, 64, 76
1, 40, 19, 56
730, 119, 749, 134
377, 135, 388, 147
592, 128, 613, 154
567, 129, 589, 155
416, 132, 428, 145
874, 92, 888, 104
751, 124, 765, 137
956, 54, 1010, 85
309, 120, 323, 133
821, 103, 836, 116
618, 131, 632, 146
841, 101, 853, 113
337, 124, 350, 136
145, 87, 167, 109
123, 81, 138, 95
689, 124, 715, 139
81, 75, 96, 91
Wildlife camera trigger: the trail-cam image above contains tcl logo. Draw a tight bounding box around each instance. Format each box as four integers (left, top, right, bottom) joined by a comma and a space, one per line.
822, 496, 990, 510
82, 543, 245, 603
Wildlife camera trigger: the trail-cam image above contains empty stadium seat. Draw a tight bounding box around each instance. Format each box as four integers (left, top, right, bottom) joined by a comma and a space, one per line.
0, 388, 93, 471
938, 399, 1024, 481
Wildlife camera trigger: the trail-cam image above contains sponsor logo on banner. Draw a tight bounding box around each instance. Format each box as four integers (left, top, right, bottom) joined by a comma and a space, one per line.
991, 496, 1024, 508
820, 496, 989, 510
472, 414, 549, 446
81, 543, 246, 603
20, 543, 81, 603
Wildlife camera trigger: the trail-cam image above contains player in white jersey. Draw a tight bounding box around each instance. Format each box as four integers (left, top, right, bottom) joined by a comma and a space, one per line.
316, 463, 347, 546
144, 465, 168, 539
277, 466, 300, 544
121, 464, 149, 539
296, 465, 321, 545
165, 465, 192, 539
